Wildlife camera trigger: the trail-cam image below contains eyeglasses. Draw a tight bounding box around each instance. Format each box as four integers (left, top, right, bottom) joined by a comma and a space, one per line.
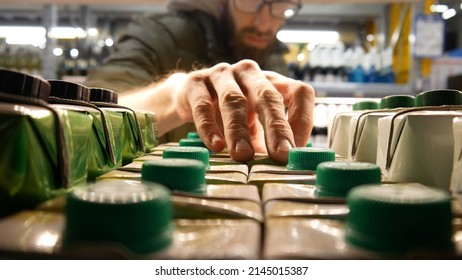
234, 0, 302, 20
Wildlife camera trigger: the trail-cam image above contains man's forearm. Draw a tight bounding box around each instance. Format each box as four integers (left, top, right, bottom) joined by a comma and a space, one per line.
119, 73, 189, 137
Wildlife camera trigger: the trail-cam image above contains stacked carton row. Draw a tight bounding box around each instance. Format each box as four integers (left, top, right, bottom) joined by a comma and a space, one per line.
1, 68, 461, 259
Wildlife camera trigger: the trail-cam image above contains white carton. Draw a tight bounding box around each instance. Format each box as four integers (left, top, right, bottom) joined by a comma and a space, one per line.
450, 117, 462, 197
328, 111, 363, 157
348, 110, 399, 163
377, 108, 462, 190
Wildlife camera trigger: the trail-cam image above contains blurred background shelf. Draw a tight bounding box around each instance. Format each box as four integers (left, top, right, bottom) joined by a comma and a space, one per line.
309, 81, 415, 98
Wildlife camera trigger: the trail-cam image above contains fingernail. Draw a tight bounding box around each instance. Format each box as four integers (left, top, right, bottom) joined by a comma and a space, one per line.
211, 134, 222, 145
276, 139, 292, 152
235, 139, 252, 152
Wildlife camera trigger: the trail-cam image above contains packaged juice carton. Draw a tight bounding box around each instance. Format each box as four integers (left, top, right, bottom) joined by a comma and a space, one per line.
0, 70, 92, 216
48, 80, 123, 180
376, 90, 462, 190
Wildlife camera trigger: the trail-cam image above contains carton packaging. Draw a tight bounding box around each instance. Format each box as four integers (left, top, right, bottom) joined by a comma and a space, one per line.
0, 210, 261, 259
48, 80, 125, 180
99, 160, 249, 185
451, 117, 462, 198
377, 109, 462, 190
348, 110, 400, 163
89, 88, 159, 154
0, 71, 93, 216
263, 183, 461, 259
329, 111, 364, 157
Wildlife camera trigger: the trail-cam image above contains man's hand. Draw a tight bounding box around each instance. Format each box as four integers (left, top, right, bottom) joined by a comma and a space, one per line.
171, 59, 315, 163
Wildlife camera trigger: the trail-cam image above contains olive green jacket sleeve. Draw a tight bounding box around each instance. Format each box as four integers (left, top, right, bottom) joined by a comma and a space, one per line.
86, 11, 288, 93
85, 11, 289, 142
85, 12, 209, 93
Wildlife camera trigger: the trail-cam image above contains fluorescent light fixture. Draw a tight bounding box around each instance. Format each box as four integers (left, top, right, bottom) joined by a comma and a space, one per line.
277, 30, 339, 44
0, 26, 45, 38
442, 8, 456, 19
0, 26, 46, 45
48, 27, 87, 39
430, 5, 448, 13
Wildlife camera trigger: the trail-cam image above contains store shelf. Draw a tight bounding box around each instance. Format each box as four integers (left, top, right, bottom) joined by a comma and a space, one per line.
309, 81, 415, 98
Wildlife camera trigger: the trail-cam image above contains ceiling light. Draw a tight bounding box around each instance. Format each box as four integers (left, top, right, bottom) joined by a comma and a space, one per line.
277, 30, 339, 44
48, 27, 87, 39
442, 8, 456, 20
430, 5, 448, 13
0, 26, 46, 45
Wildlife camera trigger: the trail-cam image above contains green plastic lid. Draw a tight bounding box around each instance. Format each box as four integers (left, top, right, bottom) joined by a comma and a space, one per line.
89, 87, 118, 104
315, 161, 381, 197
162, 146, 210, 167
48, 80, 90, 102
345, 184, 453, 253
286, 147, 335, 171
63, 179, 173, 254
142, 158, 206, 194
0, 68, 50, 101
380, 95, 415, 109
187, 132, 200, 139
415, 89, 462, 107
179, 138, 207, 149
352, 100, 380, 111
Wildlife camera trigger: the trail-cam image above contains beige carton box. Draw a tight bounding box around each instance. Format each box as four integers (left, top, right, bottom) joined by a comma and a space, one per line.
451, 117, 462, 198
0, 211, 261, 259
262, 183, 347, 220
348, 110, 400, 163
263, 217, 462, 259
37, 181, 263, 222
248, 165, 316, 193
98, 160, 248, 185
329, 111, 363, 157
377, 109, 462, 190
263, 184, 462, 260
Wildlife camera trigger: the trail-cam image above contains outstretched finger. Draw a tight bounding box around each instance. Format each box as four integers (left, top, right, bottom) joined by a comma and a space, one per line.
264, 70, 315, 148
183, 71, 226, 152
233, 60, 294, 163
208, 63, 255, 162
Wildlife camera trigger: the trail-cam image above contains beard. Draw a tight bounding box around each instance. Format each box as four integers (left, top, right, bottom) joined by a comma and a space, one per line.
222, 7, 277, 66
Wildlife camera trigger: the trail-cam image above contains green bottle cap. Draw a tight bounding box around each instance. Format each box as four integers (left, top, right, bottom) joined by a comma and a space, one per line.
345, 184, 453, 253
286, 147, 335, 171
179, 138, 207, 149
142, 158, 206, 194
162, 146, 210, 167
415, 89, 462, 107
48, 80, 90, 102
187, 132, 200, 139
89, 87, 118, 104
380, 95, 415, 109
63, 179, 173, 254
352, 100, 380, 111
315, 161, 381, 197
0, 68, 50, 101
